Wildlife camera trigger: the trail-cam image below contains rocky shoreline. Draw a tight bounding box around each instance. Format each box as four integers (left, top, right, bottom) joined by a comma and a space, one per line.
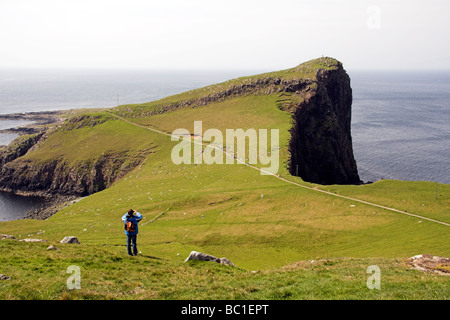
0, 110, 77, 220
23, 194, 83, 220
0, 110, 64, 136
0, 187, 82, 220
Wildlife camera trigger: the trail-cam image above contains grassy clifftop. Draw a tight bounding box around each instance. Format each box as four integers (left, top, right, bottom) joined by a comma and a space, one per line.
0, 57, 448, 299
111, 57, 340, 119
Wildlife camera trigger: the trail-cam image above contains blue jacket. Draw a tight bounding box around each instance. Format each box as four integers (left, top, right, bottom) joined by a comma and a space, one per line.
122, 211, 143, 235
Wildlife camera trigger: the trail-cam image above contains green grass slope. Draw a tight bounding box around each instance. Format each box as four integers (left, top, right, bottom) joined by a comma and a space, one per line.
0, 58, 448, 299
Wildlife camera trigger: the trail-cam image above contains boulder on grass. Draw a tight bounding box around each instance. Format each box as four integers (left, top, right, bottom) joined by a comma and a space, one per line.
60, 236, 80, 244
184, 251, 235, 267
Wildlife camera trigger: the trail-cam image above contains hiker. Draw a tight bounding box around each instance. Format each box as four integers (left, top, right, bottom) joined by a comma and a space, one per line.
122, 209, 143, 256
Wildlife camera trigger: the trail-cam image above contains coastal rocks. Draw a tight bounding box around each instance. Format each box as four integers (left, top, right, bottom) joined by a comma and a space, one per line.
0, 111, 63, 139
184, 251, 236, 267
60, 236, 80, 244
288, 61, 361, 185
24, 194, 79, 220
0, 111, 63, 126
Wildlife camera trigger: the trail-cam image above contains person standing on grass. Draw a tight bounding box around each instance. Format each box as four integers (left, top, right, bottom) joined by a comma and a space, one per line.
122, 209, 143, 256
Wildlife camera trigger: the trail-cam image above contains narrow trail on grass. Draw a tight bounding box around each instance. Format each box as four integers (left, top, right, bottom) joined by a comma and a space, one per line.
109, 112, 450, 228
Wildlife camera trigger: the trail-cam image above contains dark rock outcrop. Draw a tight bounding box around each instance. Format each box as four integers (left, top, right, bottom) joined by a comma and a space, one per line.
0, 153, 142, 196
288, 63, 361, 185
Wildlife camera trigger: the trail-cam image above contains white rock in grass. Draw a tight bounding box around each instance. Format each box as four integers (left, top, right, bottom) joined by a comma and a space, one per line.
184, 251, 236, 267
60, 236, 80, 244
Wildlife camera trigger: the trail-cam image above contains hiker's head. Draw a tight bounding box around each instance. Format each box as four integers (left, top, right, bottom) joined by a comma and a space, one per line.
127, 209, 135, 216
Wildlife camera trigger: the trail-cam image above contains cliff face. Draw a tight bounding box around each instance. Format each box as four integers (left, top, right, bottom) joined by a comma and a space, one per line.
0, 153, 142, 196
288, 62, 361, 185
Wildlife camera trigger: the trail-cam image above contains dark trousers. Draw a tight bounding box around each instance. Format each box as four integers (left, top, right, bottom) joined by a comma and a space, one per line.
126, 234, 138, 256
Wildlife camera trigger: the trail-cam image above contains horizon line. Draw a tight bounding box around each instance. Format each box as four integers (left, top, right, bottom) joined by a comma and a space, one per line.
1, 66, 450, 73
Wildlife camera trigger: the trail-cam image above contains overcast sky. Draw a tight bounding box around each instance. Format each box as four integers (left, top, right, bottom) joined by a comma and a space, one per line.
0, 0, 449, 71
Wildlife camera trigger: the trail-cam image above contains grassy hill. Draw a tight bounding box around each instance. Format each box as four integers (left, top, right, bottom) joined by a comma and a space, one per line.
0, 58, 449, 300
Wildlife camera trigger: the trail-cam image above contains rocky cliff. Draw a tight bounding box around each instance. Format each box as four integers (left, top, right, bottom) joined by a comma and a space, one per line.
0, 152, 143, 196
288, 61, 361, 185
113, 58, 360, 186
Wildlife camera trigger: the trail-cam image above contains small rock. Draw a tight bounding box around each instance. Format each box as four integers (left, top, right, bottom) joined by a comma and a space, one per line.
0, 274, 11, 281
0, 234, 16, 240
184, 251, 235, 267
47, 245, 58, 251
60, 236, 80, 244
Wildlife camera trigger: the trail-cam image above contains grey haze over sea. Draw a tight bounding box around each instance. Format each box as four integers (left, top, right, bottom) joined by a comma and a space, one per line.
0, 68, 449, 221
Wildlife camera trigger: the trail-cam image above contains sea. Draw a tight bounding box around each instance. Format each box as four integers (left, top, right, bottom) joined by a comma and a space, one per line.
0, 68, 449, 221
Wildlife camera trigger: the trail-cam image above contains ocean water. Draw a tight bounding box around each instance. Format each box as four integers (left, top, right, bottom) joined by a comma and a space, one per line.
0, 192, 45, 222
351, 71, 450, 184
0, 68, 449, 221
0, 119, 35, 145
